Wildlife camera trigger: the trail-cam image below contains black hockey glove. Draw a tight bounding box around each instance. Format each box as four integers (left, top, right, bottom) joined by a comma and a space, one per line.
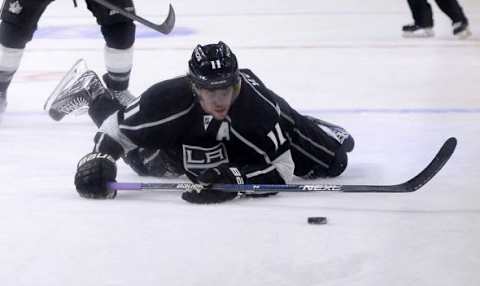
74, 152, 117, 199
123, 148, 184, 178
181, 164, 244, 204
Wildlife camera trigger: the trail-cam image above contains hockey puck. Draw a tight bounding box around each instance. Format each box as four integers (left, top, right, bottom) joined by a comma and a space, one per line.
307, 217, 327, 225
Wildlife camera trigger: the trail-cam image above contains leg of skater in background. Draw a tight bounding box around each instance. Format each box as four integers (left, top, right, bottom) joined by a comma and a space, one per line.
402, 0, 435, 37
86, 0, 137, 106
0, 0, 54, 117
434, 0, 471, 38
403, 0, 471, 38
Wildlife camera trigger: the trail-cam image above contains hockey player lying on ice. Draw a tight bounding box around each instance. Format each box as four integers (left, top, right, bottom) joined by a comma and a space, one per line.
46, 42, 354, 204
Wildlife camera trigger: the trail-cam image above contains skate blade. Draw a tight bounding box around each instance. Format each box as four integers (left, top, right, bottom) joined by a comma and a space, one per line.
43, 59, 88, 113
72, 106, 89, 116
402, 29, 434, 38
455, 29, 472, 40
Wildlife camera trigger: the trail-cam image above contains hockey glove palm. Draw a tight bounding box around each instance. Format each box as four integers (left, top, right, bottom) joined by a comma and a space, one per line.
74, 152, 117, 199
181, 164, 244, 204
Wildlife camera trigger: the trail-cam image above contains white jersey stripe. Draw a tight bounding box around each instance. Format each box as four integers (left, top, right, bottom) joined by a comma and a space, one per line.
99, 112, 138, 153
245, 150, 294, 183
245, 165, 276, 179
94, 133, 105, 153
119, 102, 195, 131
124, 105, 140, 120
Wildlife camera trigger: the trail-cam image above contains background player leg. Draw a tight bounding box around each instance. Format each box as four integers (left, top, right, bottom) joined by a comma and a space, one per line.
0, 0, 53, 116
433, 0, 471, 38
86, 0, 137, 106
402, 0, 435, 37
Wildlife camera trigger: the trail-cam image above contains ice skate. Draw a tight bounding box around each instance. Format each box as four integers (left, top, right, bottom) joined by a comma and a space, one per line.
102, 71, 137, 107
402, 24, 434, 38
44, 59, 108, 121
453, 21, 471, 39
109, 89, 136, 107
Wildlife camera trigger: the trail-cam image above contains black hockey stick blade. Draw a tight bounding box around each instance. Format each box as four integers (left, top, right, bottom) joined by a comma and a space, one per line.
110, 137, 457, 194
340, 137, 457, 192
90, 0, 175, 34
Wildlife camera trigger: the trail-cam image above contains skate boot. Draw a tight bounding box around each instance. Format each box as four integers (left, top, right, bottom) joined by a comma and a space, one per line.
453, 21, 471, 39
305, 115, 355, 153
109, 89, 136, 107
402, 24, 434, 38
103, 72, 137, 107
44, 59, 109, 121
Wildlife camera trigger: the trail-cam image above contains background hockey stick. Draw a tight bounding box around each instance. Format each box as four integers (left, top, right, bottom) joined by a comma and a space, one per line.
90, 0, 175, 34
109, 137, 457, 193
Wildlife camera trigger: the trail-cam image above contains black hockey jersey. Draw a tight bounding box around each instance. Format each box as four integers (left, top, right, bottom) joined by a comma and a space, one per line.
95, 69, 296, 184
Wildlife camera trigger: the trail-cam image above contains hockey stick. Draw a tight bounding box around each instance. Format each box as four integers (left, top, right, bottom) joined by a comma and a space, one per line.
109, 137, 457, 193
89, 0, 175, 34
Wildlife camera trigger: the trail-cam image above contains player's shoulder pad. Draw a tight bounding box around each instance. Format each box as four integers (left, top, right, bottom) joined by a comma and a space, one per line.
239, 69, 268, 89
137, 76, 194, 119
230, 72, 281, 134
237, 69, 280, 116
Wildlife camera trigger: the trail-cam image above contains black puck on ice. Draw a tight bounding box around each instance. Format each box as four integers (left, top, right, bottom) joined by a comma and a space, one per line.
307, 217, 327, 225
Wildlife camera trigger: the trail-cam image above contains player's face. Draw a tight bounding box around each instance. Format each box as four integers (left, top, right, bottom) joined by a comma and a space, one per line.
196, 86, 235, 120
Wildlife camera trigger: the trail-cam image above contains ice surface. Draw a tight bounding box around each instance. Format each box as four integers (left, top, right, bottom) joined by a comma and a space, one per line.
0, 1, 479, 285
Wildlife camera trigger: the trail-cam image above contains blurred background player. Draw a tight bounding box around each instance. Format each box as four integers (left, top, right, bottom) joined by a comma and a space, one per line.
402, 0, 471, 38
0, 0, 136, 117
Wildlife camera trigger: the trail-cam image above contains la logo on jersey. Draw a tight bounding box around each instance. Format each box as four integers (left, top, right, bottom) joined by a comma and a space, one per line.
182, 143, 229, 170
8, 1, 23, 14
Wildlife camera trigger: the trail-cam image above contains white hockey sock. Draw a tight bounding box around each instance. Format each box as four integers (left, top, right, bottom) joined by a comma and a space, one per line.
104, 46, 133, 75
0, 45, 24, 87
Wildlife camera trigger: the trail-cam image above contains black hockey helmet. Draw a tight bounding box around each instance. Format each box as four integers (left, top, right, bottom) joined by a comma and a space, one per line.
188, 41, 239, 90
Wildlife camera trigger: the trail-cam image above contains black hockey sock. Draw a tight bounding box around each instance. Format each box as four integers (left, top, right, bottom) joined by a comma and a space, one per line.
103, 70, 131, 92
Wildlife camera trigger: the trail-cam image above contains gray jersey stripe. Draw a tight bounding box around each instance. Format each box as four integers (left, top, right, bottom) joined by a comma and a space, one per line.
240, 72, 280, 115
289, 141, 330, 168
293, 128, 335, 156
230, 126, 272, 164
280, 112, 295, 124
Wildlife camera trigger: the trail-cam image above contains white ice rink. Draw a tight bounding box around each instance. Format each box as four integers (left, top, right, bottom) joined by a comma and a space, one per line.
0, 0, 479, 285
